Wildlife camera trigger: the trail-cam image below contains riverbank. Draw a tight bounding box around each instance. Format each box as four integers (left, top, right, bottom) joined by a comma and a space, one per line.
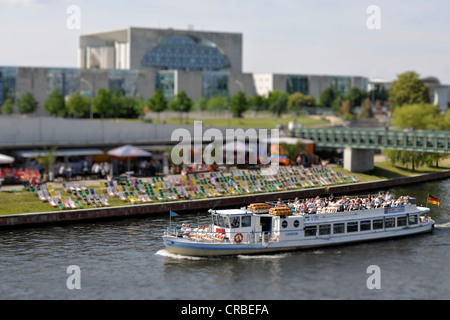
1, 168, 449, 229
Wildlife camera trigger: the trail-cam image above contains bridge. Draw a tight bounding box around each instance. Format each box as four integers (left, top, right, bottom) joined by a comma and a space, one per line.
293, 127, 450, 172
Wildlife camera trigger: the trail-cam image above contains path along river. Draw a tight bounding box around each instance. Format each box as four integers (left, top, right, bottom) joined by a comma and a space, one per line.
1, 179, 449, 300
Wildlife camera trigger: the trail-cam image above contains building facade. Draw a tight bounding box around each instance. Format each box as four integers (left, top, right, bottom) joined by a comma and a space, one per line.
0, 27, 375, 114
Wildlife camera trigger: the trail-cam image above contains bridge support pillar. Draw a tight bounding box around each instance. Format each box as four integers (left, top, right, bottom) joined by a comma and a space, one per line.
343, 148, 374, 173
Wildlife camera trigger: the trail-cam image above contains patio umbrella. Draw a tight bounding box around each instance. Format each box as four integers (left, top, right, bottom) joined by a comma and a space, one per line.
107, 145, 152, 171
0, 153, 14, 164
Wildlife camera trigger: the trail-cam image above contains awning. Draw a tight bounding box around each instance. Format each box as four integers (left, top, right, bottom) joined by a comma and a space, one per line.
16, 148, 104, 158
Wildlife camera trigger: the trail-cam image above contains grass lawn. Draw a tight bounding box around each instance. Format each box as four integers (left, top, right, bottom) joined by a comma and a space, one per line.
152, 115, 330, 129
333, 158, 450, 183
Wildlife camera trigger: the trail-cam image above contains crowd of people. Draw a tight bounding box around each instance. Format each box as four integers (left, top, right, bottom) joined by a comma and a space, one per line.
278, 191, 412, 215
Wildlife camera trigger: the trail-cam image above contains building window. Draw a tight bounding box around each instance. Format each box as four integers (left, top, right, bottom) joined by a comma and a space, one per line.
142, 35, 230, 71
286, 75, 309, 95
108, 70, 138, 97
48, 68, 80, 97
203, 71, 228, 98
0, 67, 17, 105
331, 76, 352, 96
156, 71, 176, 101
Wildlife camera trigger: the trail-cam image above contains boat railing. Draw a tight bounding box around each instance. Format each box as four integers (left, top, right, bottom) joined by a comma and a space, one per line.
166, 224, 280, 245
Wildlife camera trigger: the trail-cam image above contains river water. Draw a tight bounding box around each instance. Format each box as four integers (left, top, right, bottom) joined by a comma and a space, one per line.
1, 179, 449, 301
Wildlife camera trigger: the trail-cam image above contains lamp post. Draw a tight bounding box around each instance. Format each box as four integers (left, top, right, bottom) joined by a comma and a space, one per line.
80, 78, 93, 119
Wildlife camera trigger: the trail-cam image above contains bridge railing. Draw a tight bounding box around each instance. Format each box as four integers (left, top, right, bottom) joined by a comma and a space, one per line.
293, 127, 450, 153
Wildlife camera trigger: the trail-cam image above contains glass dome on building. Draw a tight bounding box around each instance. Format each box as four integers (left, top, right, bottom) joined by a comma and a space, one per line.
141, 35, 230, 71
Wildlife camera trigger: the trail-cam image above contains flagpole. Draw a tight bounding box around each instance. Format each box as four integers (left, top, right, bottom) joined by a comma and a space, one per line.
426, 194, 429, 208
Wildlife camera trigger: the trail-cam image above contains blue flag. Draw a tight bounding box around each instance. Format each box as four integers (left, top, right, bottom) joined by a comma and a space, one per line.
170, 211, 179, 217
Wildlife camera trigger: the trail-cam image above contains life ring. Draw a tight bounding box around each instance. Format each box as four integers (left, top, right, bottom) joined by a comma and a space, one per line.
199, 225, 205, 230
234, 233, 243, 243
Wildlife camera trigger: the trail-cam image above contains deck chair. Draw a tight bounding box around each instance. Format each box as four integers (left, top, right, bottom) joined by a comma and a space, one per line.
143, 193, 152, 202
118, 191, 128, 202
47, 197, 59, 208
106, 186, 115, 197
100, 194, 111, 206
37, 190, 47, 202
66, 197, 78, 209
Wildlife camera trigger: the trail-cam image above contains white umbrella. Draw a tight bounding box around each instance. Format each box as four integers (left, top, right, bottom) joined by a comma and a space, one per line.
107, 145, 152, 171
0, 153, 14, 164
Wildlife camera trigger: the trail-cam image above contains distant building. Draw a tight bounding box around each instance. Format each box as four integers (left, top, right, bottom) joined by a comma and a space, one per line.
1, 26, 373, 114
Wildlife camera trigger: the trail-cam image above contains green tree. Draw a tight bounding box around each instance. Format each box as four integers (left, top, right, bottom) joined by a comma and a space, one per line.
44, 88, 66, 117
303, 95, 316, 107
359, 98, 373, 118
66, 90, 90, 118
389, 71, 430, 109
195, 96, 208, 111
206, 95, 228, 110
170, 90, 193, 123
385, 103, 444, 170
287, 92, 304, 115
230, 91, 248, 118
17, 91, 38, 114
247, 94, 268, 111
391, 103, 439, 130
1, 98, 14, 115
268, 90, 289, 117
147, 88, 168, 120
281, 142, 305, 164
318, 88, 337, 107
344, 88, 368, 109
93, 88, 111, 118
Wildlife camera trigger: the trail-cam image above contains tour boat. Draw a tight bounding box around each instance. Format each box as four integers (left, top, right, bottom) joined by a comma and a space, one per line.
162, 196, 435, 257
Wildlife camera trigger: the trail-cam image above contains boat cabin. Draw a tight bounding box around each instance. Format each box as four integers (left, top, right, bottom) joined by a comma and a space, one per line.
209, 208, 304, 243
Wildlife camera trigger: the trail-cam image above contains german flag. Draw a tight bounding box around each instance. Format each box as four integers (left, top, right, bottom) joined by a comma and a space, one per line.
427, 195, 440, 206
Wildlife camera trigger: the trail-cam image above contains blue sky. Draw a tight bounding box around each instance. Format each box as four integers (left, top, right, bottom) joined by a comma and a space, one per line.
1, 0, 449, 83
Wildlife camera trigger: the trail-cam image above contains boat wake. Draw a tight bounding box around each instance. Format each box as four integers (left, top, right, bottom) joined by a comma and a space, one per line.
237, 253, 289, 259
435, 222, 450, 229
155, 249, 207, 260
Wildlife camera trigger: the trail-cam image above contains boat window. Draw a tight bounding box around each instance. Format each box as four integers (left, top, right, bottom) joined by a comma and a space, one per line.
333, 223, 345, 234
231, 216, 241, 228
385, 218, 395, 228
224, 216, 230, 228
397, 216, 407, 227
213, 214, 219, 226
347, 222, 358, 233
319, 224, 331, 236
360, 220, 371, 231
304, 225, 317, 237
408, 215, 418, 225
241, 215, 251, 227
282, 220, 288, 228
373, 219, 384, 230
217, 215, 230, 228
293, 220, 300, 228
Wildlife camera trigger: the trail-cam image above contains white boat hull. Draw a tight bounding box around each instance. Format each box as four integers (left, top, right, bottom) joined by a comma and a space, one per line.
163, 220, 434, 257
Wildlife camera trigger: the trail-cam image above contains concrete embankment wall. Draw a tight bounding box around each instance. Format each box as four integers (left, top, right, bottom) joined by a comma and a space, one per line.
1, 170, 450, 229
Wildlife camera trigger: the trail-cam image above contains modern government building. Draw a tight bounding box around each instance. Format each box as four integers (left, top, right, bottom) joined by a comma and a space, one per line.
0, 26, 448, 114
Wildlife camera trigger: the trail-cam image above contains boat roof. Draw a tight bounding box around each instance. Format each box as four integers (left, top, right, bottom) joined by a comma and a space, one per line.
214, 209, 251, 215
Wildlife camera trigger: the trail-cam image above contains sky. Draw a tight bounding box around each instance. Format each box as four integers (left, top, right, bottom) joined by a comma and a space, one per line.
1, 0, 449, 83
